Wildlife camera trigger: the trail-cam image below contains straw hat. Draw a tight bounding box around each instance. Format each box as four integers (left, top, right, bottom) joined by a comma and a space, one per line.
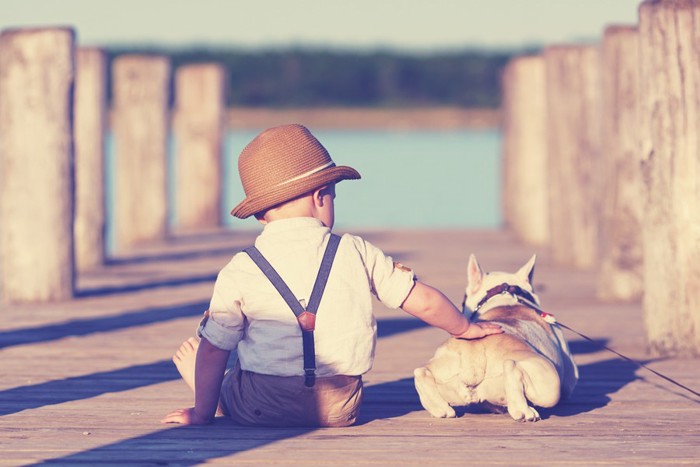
230, 124, 361, 219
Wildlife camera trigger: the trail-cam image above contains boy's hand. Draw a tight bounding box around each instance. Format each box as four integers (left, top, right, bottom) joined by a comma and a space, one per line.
453, 322, 503, 340
161, 407, 212, 425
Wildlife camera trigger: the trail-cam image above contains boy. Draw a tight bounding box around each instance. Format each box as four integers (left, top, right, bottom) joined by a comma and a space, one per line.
162, 124, 502, 427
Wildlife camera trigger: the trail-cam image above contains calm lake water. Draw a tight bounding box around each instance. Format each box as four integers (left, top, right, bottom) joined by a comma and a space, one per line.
222, 129, 502, 230
106, 129, 502, 251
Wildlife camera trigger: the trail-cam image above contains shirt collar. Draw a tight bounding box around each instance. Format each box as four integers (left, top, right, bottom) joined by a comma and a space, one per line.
259, 217, 328, 237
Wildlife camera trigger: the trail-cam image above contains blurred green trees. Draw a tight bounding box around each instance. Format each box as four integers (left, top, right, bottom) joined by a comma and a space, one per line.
106, 47, 519, 108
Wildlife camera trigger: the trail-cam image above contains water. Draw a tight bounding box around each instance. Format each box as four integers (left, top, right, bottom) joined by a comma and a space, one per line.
106, 129, 502, 251
223, 129, 502, 230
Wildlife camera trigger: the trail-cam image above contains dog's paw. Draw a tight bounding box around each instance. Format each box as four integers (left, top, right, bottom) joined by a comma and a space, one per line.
427, 404, 457, 419
414, 367, 457, 418
508, 405, 541, 422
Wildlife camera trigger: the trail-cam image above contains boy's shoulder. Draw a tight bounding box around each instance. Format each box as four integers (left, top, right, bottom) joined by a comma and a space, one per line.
337, 232, 396, 265
336, 231, 371, 255
217, 249, 258, 278
221, 231, 389, 274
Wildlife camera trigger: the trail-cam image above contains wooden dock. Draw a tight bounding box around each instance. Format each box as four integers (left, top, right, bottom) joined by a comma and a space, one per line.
1, 228, 698, 465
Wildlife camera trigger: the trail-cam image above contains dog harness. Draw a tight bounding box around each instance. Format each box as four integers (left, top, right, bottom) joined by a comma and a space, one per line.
468, 283, 555, 323
244, 234, 341, 387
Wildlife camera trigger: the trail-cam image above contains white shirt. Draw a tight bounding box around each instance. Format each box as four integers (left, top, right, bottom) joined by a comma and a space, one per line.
198, 217, 416, 377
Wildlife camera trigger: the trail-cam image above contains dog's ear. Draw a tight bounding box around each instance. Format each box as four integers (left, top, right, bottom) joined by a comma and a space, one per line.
517, 254, 537, 285
467, 254, 484, 294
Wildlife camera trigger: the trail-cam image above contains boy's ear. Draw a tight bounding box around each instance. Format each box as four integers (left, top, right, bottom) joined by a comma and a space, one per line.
313, 185, 330, 206
467, 254, 483, 294
312, 187, 324, 206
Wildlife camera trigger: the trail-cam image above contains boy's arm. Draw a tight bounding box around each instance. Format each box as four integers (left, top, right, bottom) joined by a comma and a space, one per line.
161, 338, 230, 425
400, 281, 503, 339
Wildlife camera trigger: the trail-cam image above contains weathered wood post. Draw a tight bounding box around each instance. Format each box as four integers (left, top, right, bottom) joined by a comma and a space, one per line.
597, 26, 644, 302
111, 55, 170, 252
74, 47, 107, 270
544, 45, 603, 269
639, 0, 700, 356
501, 55, 549, 247
0, 28, 75, 303
172, 63, 226, 230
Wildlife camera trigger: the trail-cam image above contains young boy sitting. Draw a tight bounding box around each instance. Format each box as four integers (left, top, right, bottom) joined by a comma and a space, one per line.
161, 124, 502, 427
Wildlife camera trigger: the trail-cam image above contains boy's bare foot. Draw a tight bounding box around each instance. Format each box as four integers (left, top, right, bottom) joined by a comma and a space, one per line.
172, 337, 199, 392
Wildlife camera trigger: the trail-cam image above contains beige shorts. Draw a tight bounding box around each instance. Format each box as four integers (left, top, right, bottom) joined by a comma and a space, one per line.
219, 360, 363, 428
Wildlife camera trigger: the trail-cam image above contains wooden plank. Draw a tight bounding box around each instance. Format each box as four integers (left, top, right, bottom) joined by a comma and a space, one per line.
1, 228, 699, 465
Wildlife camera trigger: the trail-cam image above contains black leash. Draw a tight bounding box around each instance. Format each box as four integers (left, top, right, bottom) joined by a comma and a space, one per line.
512, 295, 700, 399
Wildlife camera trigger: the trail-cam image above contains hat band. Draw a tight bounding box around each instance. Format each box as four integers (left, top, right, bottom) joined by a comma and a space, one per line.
273, 161, 335, 188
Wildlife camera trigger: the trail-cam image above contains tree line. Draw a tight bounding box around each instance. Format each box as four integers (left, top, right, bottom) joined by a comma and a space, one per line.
106, 47, 524, 108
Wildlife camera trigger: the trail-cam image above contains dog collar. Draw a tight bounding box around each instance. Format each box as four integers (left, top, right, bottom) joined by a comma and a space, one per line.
468, 283, 540, 321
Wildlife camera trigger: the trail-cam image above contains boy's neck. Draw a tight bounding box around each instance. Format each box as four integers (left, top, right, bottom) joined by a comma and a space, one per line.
257, 185, 335, 229
259, 195, 317, 224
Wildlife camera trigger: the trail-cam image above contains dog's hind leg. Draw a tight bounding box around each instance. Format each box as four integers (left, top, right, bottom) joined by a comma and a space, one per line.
503, 353, 561, 422
414, 366, 456, 418
503, 359, 540, 421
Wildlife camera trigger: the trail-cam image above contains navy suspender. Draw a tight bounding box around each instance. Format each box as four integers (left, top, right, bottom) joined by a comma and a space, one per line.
244, 233, 341, 387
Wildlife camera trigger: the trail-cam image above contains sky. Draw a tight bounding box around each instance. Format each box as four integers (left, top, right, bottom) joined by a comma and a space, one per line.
1, 0, 643, 51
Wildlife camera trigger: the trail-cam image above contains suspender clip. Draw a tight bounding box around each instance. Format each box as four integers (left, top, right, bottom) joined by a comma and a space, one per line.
296, 311, 316, 331
304, 368, 316, 387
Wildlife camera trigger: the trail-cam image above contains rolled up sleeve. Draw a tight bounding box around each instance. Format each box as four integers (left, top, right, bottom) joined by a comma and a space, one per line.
196, 266, 246, 351
360, 238, 416, 309
197, 310, 243, 351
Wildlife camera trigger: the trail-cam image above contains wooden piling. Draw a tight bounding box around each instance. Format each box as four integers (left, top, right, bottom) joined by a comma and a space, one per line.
544, 45, 603, 269
639, 0, 700, 356
0, 28, 75, 303
111, 55, 170, 252
597, 26, 643, 302
501, 55, 549, 247
74, 48, 107, 270
172, 63, 226, 230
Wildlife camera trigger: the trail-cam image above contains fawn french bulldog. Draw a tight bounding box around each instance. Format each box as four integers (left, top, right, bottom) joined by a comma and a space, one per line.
414, 254, 578, 422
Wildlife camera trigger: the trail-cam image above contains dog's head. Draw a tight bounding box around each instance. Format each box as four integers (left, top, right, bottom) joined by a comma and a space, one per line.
462, 254, 539, 316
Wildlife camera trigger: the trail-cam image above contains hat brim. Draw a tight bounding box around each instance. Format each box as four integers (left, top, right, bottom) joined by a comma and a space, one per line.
230, 165, 361, 219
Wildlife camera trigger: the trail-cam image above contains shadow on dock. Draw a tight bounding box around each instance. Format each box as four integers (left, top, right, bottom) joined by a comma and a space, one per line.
0, 301, 207, 350
21, 376, 423, 467
75, 275, 219, 297
16, 316, 428, 465
0, 360, 178, 417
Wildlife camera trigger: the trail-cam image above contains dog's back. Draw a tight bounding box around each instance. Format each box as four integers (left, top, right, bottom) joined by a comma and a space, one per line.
480, 305, 578, 399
